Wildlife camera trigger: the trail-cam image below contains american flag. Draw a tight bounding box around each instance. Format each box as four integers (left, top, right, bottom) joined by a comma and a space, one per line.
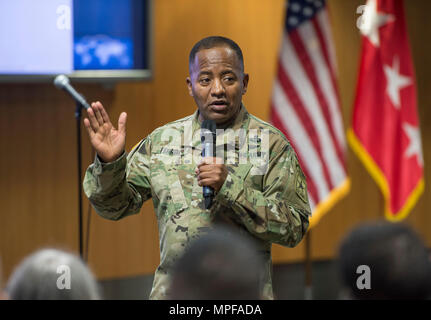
270, 0, 349, 227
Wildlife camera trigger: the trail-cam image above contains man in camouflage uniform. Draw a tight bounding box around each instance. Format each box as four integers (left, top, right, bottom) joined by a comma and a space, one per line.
83, 36, 311, 299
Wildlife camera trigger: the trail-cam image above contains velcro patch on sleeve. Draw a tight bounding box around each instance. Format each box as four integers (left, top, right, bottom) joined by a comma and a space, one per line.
295, 168, 308, 204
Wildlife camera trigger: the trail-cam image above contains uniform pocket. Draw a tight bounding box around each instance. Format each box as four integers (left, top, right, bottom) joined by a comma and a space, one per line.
150, 146, 189, 219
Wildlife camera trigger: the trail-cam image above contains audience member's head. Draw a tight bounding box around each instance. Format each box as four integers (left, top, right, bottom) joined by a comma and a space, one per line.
337, 221, 431, 300
169, 225, 264, 300
6, 248, 100, 300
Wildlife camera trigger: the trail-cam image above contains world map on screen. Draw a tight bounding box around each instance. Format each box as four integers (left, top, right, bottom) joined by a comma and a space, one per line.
74, 35, 134, 70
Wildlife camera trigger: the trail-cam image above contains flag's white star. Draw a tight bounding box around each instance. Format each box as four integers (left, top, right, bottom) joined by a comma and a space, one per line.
384, 56, 412, 109
359, 0, 395, 47
403, 122, 423, 167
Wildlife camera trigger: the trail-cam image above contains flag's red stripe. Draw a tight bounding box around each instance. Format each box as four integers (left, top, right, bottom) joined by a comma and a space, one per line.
289, 29, 346, 172
276, 59, 334, 190
270, 104, 318, 204
312, 17, 344, 125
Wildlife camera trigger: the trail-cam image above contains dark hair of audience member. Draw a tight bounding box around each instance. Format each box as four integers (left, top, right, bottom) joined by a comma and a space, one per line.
169, 226, 264, 300
337, 221, 431, 300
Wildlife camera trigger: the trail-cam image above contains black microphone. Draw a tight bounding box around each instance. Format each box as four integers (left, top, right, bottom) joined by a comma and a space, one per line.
53, 74, 91, 110
201, 119, 216, 209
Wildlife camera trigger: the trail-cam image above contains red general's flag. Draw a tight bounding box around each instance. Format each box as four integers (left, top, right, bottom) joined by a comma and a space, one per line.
348, 0, 424, 220
270, 0, 350, 228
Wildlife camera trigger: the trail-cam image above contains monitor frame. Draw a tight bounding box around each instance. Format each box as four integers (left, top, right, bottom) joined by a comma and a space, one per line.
0, 0, 153, 83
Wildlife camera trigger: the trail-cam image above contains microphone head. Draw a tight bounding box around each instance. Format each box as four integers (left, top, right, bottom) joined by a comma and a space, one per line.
53, 74, 70, 89
201, 119, 216, 156
201, 119, 216, 134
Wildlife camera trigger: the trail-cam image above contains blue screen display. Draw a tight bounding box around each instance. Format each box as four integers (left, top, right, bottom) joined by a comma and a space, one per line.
74, 0, 138, 70
0, 0, 149, 76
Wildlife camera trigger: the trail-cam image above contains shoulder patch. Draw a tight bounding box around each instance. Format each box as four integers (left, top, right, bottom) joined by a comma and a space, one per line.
295, 167, 308, 204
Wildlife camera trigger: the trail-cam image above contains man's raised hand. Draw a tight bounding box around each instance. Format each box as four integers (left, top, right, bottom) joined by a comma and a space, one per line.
83, 101, 127, 163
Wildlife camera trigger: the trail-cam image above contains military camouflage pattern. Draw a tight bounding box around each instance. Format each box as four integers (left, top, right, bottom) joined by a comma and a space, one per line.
83, 105, 311, 299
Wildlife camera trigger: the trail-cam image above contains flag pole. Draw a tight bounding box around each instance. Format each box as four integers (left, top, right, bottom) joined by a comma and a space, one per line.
304, 230, 313, 300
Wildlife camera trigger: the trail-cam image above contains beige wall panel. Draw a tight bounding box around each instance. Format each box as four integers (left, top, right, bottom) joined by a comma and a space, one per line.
1, 0, 429, 281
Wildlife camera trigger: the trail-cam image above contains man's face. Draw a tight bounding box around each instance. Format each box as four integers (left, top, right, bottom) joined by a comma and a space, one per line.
187, 46, 249, 126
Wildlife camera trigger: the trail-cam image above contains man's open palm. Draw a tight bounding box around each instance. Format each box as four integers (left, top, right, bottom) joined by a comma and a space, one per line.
83, 101, 127, 163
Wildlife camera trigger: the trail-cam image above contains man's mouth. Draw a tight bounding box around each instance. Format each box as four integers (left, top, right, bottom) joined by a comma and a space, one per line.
209, 100, 228, 111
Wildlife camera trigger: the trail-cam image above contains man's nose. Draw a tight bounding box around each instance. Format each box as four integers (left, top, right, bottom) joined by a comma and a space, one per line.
211, 78, 225, 96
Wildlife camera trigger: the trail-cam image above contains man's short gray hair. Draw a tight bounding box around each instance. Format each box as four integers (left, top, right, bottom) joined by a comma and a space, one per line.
6, 248, 100, 300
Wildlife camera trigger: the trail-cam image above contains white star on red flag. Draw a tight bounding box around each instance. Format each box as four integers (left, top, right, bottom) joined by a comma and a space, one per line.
349, 0, 424, 220
403, 122, 424, 167
384, 56, 412, 109
359, 0, 394, 47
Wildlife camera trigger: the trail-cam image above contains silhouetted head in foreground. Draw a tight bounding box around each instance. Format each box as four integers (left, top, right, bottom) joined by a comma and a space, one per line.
169, 226, 264, 299
6, 248, 100, 300
337, 221, 431, 300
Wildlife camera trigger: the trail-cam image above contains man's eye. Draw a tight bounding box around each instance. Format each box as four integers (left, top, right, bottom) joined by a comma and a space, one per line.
224, 77, 235, 82
199, 78, 210, 84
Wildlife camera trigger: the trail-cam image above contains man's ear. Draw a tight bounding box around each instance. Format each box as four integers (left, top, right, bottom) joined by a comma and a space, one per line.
242, 73, 249, 95
186, 77, 193, 97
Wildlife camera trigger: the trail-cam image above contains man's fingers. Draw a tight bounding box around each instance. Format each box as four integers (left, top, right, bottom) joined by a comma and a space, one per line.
92, 102, 105, 126
198, 178, 216, 187
83, 118, 95, 137
118, 112, 127, 135
197, 164, 210, 172
198, 163, 222, 172
197, 171, 216, 180
100, 103, 112, 125
86, 107, 99, 131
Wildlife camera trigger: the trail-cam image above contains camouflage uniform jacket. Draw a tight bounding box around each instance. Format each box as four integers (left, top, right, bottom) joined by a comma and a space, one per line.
83, 105, 311, 299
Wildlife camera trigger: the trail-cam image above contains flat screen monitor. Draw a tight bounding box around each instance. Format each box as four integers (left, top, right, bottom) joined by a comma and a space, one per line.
0, 0, 152, 82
